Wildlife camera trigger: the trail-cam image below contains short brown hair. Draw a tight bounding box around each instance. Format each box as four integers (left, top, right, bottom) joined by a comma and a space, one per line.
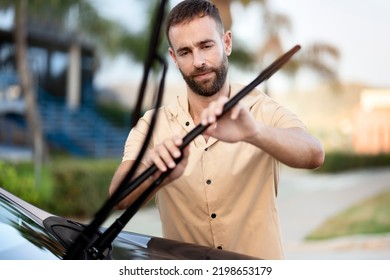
165, 0, 224, 46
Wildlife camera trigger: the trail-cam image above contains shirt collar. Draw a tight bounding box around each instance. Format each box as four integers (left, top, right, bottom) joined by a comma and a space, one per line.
167, 92, 188, 118
167, 82, 264, 118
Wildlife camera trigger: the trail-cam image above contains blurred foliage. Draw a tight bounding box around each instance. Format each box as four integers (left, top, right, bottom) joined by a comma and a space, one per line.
211, 0, 339, 92
0, 158, 119, 219
0, 0, 340, 93
306, 190, 390, 240
46, 158, 119, 218
0, 161, 41, 205
0, 0, 157, 63
2, 152, 390, 220
315, 152, 390, 173
228, 45, 256, 70
96, 102, 132, 129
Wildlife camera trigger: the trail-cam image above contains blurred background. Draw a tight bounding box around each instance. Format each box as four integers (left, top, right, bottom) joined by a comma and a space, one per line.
0, 0, 389, 259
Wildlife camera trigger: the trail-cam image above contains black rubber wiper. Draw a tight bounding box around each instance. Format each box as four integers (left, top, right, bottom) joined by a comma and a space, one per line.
83, 44, 301, 260
64, 0, 301, 260
64, 0, 169, 260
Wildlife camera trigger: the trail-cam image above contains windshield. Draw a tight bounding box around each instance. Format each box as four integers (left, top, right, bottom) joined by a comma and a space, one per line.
0, 195, 64, 260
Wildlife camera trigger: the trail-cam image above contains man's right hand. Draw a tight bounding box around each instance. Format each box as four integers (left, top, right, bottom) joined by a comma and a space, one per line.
145, 135, 189, 184
109, 135, 189, 209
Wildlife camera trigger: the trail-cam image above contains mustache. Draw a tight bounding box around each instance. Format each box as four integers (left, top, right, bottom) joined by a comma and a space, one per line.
191, 66, 214, 77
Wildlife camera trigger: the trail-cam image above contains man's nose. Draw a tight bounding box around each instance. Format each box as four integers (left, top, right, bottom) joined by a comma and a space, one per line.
193, 50, 206, 68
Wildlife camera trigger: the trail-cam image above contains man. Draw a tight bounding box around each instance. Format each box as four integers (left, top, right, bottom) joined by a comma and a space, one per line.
109, 0, 324, 259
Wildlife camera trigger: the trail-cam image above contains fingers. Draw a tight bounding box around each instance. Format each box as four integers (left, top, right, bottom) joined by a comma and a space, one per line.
230, 102, 242, 120
200, 96, 228, 126
200, 96, 243, 126
147, 136, 183, 172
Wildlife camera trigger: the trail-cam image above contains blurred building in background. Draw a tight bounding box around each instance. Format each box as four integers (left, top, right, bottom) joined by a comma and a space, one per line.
0, 12, 128, 159
353, 88, 390, 154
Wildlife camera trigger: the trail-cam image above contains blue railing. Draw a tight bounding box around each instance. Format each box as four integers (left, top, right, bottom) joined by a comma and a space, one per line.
37, 87, 129, 158
1, 70, 129, 158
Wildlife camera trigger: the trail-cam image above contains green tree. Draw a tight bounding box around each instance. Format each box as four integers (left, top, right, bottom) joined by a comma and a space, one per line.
0, 0, 149, 185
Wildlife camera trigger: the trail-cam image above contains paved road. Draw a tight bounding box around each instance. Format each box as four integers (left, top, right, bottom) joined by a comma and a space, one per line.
277, 166, 390, 259
104, 166, 390, 259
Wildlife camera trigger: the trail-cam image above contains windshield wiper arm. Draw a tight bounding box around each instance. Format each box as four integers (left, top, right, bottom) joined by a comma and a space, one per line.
113, 44, 302, 206
85, 44, 301, 260
64, 0, 169, 260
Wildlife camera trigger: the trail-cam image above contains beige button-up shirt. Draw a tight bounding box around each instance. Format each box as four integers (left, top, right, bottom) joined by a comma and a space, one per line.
122, 83, 306, 259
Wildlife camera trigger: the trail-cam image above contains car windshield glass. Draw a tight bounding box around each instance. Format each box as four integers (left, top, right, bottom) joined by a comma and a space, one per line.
0, 196, 64, 259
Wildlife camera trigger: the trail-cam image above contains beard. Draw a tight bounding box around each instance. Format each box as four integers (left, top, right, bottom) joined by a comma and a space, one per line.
179, 54, 228, 97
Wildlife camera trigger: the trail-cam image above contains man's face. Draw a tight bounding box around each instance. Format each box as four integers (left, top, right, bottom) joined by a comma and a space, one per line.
179, 51, 228, 97
168, 16, 232, 97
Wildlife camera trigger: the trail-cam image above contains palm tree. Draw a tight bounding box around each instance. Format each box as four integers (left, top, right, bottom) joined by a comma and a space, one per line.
1, 0, 48, 186
212, 0, 267, 31
211, 0, 339, 94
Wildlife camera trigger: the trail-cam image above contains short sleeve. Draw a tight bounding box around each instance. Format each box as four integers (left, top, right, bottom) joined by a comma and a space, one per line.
251, 93, 306, 130
122, 110, 154, 162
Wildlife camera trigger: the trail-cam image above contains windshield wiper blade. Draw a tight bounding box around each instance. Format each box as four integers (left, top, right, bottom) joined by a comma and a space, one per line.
64, 0, 169, 260
85, 44, 301, 260
113, 44, 302, 205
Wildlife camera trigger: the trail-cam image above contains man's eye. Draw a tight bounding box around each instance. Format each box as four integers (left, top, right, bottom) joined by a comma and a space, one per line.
178, 51, 188, 56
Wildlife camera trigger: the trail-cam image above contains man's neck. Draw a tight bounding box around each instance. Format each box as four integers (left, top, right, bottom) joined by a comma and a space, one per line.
187, 83, 231, 125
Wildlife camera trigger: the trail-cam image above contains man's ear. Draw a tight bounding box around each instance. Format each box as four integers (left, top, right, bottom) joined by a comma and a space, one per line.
224, 31, 232, 56
168, 47, 178, 67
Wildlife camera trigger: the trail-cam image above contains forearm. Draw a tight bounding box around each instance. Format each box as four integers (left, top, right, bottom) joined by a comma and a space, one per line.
109, 137, 190, 210
108, 161, 161, 209
245, 125, 325, 169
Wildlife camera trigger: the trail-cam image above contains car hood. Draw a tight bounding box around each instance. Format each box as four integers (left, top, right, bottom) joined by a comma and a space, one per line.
44, 216, 256, 260
1, 188, 257, 260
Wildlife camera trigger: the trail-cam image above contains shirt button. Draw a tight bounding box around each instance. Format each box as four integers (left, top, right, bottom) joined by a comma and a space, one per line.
206, 179, 212, 185
217, 246, 223, 250
204, 147, 208, 151
211, 213, 217, 219
185, 121, 190, 126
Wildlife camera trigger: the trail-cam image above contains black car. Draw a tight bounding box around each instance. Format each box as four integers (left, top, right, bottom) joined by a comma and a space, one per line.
0, 187, 256, 260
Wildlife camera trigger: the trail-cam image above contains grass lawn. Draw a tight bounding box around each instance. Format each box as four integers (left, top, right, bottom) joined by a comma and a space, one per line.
305, 189, 390, 240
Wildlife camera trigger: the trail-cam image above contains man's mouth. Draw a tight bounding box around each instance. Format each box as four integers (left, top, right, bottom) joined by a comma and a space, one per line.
193, 71, 213, 80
